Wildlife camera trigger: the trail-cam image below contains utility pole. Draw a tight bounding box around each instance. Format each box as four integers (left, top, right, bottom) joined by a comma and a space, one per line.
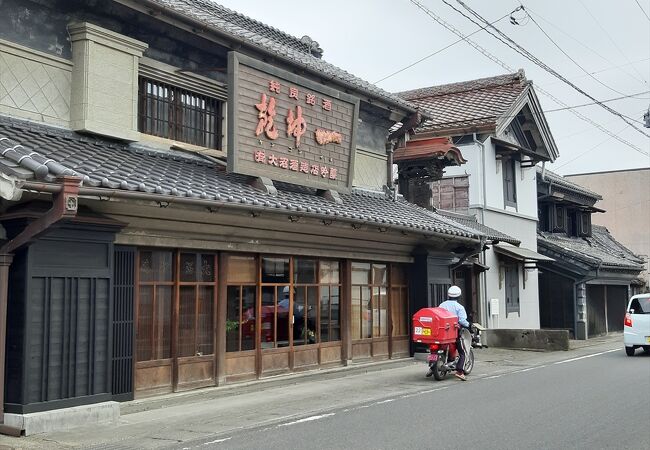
644, 106, 650, 128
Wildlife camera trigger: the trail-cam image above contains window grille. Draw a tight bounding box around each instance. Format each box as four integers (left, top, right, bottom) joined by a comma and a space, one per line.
138, 77, 222, 149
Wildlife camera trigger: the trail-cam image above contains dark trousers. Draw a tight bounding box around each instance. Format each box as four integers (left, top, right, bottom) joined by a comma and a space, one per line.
456, 335, 467, 374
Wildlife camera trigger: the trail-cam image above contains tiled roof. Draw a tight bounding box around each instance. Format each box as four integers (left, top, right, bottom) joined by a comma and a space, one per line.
537, 167, 602, 200
393, 137, 466, 164
0, 116, 479, 240
396, 71, 528, 133
437, 210, 520, 245
537, 225, 644, 271
142, 0, 416, 113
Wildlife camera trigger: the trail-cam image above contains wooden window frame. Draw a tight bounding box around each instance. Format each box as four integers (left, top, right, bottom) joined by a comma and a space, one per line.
503, 158, 517, 207
138, 76, 223, 149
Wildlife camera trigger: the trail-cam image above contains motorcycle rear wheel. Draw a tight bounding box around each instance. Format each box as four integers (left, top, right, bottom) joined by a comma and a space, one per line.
432, 356, 448, 380
464, 349, 475, 375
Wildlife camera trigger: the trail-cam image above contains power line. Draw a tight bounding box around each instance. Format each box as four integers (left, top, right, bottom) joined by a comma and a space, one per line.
449, 0, 650, 137
540, 57, 650, 89
416, 91, 649, 127
634, 0, 650, 22
522, 4, 629, 97
374, 10, 513, 84
407, 0, 649, 157
577, 0, 648, 85
552, 124, 632, 171
525, 7, 647, 86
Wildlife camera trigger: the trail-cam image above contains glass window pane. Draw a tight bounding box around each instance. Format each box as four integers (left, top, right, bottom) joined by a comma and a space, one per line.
391, 287, 408, 337
362, 286, 371, 339
226, 286, 240, 352
372, 264, 387, 286
154, 251, 174, 282
198, 286, 214, 355
226, 255, 256, 284
305, 286, 318, 344
241, 286, 256, 351
261, 286, 276, 348
295, 259, 317, 284
155, 286, 173, 359
293, 286, 307, 346
200, 255, 215, 282
319, 260, 339, 284
351, 286, 361, 340
330, 286, 340, 341
374, 287, 388, 337
180, 253, 197, 282
277, 285, 290, 348
178, 286, 196, 357
139, 252, 154, 283
262, 257, 290, 283
351, 262, 370, 285
137, 286, 153, 361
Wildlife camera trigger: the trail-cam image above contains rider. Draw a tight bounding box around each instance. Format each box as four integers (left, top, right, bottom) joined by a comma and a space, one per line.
438, 285, 470, 381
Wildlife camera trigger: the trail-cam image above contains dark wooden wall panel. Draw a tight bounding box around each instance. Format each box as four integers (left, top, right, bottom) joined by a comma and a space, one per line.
112, 246, 135, 401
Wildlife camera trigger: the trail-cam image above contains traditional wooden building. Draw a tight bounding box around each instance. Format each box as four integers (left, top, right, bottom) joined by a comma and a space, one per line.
0, 0, 482, 434
536, 168, 644, 339
395, 72, 557, 330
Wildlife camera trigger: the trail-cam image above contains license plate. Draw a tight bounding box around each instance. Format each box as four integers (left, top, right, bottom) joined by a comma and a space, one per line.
646, 336, 650, 344
427, 354, 438, 362
414, 327, 431, 336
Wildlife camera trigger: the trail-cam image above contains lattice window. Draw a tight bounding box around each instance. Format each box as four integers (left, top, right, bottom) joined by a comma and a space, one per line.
138, 77, 223, 149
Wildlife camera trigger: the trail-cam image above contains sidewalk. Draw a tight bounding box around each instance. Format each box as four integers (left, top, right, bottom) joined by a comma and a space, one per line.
0, 333, 624, 449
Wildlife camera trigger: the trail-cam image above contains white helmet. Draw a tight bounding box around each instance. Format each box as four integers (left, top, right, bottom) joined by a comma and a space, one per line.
448, 285, 462, 298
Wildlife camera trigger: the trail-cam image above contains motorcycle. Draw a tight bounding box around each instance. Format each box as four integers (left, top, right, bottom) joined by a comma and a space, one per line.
427, 324, 484, 380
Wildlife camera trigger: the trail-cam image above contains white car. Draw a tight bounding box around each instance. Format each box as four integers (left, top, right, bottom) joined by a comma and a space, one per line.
624, 293, 650, 356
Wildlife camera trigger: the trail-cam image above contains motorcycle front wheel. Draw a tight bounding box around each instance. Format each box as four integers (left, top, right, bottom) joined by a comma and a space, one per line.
432, 355, 448, 380
464, 349, 475, 375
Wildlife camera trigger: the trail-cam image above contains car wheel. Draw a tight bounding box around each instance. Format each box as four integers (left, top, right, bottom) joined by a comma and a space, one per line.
625, 346, 635, 356
643, 346, 650, 354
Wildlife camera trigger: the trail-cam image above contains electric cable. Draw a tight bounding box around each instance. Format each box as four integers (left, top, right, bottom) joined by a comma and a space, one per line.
450, 0, 650, 137
408, 0, 648, 157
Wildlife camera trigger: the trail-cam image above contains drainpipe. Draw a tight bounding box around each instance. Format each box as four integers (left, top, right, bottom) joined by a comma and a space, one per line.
473, 133, 490, 327
0, 176, 79, 435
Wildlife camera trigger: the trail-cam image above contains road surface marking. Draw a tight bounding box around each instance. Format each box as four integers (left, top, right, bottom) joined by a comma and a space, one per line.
375, 399, 395, 405
485, 374, 504, 379
517, 365, 546, 372
553, 349, 618, 365
202, 437, 232, 445
277, 413, 335, 427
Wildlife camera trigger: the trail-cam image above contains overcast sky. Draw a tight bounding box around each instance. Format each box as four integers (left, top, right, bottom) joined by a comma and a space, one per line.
215, 0, 650, 175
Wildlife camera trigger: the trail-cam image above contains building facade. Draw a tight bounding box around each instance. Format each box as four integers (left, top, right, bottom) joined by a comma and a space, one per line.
565, 168, 649, 291
0, 0, 482, 432
536, 169, 644, 339
395, 72, 558, 329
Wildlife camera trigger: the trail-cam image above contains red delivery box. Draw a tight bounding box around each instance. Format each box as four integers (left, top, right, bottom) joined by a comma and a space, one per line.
412, 307, 458, 344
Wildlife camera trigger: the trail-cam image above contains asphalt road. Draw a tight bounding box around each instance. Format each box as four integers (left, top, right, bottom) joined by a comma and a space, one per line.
192, 349, 650, 450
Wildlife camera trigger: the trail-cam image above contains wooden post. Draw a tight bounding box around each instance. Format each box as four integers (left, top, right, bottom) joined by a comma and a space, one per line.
341, 260, 352, 365
215, 254, 227, 385
0, 254, 18, 435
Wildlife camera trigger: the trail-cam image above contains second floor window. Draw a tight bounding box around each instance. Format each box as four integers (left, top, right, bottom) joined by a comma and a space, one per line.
503, 158, 517, 207
138, 77, 223, 149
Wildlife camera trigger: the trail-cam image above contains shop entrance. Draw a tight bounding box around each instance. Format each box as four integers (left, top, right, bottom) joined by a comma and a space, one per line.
135, 250, 217, 396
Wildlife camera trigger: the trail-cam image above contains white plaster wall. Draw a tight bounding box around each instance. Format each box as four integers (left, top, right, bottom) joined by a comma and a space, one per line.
484, 247, 541, 329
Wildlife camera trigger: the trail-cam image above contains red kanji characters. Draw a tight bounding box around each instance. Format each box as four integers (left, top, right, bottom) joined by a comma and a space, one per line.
278, 157, 289, 169
310, 164, 320, 176
268, 154, 279, 166
305, 93, 316, 106
289, 87, 299, 99
322, 99, 332, 111
320, 166, 329, 178
286, 105, 307, 147
289, 159, 299, 171
329, 168, 337, 180
254, 150, 266, 163
255, 93, 279, 140
300, 161, 309, 173
269, 80, 281, 93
